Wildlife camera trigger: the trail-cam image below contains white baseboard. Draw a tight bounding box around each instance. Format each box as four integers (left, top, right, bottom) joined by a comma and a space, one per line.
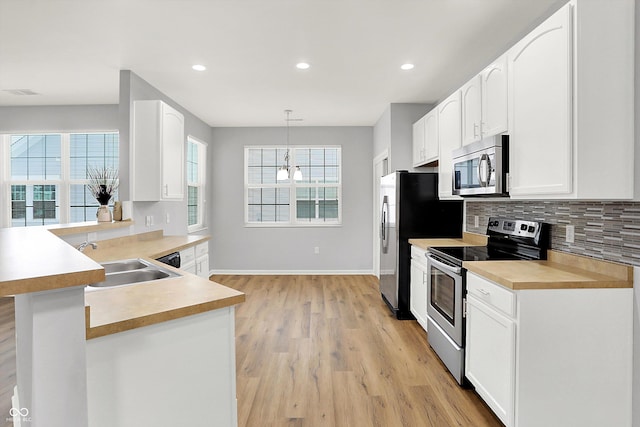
210, 269, 374, 276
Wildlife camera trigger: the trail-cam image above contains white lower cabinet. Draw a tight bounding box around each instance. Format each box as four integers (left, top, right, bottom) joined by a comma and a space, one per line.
465, 272, 633, 427
180, 246, 196, 274
195, 242, 210, 279
180, 242, 210, 278
409, 246, 428, 331
465, 291, 515, 426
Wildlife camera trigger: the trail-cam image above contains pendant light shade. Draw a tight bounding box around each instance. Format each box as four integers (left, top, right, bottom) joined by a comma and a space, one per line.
277, 165, 289, 181
293, 166, 302, 181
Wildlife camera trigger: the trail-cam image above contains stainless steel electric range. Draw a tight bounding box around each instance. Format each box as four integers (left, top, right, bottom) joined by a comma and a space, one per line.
425, 217, 549, 385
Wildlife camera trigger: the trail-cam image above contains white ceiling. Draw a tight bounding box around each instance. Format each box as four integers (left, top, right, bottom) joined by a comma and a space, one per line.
0, 0, 566, 127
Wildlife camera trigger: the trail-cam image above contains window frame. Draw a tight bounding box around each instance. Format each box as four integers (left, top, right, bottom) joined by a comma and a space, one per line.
187, 135, 207, 233
1, 130, 119, 227
244, 145, 342, 227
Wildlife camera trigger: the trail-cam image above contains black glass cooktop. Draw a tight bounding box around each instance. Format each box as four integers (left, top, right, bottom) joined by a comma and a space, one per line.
428, 245, 523, 266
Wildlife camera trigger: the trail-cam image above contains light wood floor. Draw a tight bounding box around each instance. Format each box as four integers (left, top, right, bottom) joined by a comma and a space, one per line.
212, 274, 503, 427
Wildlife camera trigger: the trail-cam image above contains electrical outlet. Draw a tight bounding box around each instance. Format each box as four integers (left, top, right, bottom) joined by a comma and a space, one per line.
314, 246, 320, 254
145, 215, 154, 227
565, 225, 575, 243
474, 215, 479, 228
166, 213, 170, 224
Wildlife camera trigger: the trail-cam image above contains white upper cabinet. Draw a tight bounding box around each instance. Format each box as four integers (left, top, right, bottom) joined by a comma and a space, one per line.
481, 55, 508, 138
461, 57, 508, 147
461, 75, 482, 146
412, 116, 426, 166
412, 108, 438, 167
508, 0, 634, 199
507, 4, 572, 197
437, 90, 462, 199
132, 100, 185, 201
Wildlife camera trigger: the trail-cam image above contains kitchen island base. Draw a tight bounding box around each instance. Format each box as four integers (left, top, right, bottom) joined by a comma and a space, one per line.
86, 306, 238, 427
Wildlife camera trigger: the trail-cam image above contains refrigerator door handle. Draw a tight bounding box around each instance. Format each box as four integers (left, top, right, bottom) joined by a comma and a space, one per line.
381, 196, 389, 254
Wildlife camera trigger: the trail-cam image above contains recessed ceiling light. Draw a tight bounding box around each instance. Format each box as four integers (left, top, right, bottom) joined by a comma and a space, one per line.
296, 62, 310, 70
192, 64, 206, 71
401, 63, 415, 71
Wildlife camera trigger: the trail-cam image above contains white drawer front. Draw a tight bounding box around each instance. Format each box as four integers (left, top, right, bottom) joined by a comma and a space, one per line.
195, 242, 208, 257
467, 272, 516, 317
180, 246, 196, 265
411, 246, 428, 268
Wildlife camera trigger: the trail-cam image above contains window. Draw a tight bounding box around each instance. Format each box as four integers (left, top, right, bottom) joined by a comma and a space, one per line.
3, 132, 119, 227
245, 146, 341, 226
187, 136, 207, 232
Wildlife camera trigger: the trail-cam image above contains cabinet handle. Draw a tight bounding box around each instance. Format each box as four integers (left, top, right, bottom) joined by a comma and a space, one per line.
164, 184, 168, 196
478, 288, 490, 296
473, 123, 479, 139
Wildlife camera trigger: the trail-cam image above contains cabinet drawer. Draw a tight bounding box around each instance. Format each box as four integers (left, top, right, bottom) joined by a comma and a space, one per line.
411, 246, 427, 267
195, 242, 208, 257
467, 272, 516, 317
180, 246, 196, 265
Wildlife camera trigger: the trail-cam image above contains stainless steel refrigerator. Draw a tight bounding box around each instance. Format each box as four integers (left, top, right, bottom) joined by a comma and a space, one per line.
379, 171, 463, 319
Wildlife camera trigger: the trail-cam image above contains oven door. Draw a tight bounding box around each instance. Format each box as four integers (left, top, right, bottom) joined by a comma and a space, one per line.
426, 253, 464, 347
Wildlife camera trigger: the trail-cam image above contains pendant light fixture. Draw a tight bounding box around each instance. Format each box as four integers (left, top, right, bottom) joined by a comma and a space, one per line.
277, 109, 303, 181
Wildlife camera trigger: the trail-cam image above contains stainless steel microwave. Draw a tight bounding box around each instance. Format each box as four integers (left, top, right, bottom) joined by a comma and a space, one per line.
452, 135, 509, 196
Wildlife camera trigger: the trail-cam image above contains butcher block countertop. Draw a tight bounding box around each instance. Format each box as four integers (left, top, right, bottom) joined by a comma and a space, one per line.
81, 230, 245, 339
84, 261, 244, 339
80, 230, 209, 262
464, 250, 633, 290
0, 227, 104, 296
409, 232, 488, 250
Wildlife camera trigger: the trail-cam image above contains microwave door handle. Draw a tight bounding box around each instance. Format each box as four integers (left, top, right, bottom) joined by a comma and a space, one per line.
427, 254, 462, 275
478, 153, 489, 187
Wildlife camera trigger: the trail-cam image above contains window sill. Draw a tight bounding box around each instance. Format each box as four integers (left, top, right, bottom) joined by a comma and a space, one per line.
244, 222, 342, 228
46, 220, 134, 237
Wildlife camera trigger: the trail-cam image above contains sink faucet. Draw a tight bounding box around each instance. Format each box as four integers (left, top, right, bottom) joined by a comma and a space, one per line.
77, 241, 98, 252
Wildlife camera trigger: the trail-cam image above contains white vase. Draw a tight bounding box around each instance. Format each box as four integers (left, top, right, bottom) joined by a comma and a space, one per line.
96, 205, 112, 222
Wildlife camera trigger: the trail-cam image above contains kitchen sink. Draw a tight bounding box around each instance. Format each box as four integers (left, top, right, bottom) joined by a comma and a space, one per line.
101, 259, 151, 274
87, 259, 181, 290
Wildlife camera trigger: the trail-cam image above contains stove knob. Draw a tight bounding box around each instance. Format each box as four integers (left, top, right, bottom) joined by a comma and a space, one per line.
520, 224, 528, 231
528, 225, 536, 233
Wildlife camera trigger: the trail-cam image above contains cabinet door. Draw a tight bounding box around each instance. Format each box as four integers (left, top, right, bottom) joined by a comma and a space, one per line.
161, 104, 185, 199
481, 55, 508, 137
412, 116, 426, 166
437, 91, 461, 199
410, 262, 420, 321
410, 262, 428, 331
461, 75, 482, 146
423, 109, 439, 164
465, 294, 515, 427
507, 3, 572, 196
196, 254, 210, 279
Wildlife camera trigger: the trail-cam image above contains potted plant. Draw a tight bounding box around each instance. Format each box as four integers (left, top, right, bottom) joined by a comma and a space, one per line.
87, 166, 119, 222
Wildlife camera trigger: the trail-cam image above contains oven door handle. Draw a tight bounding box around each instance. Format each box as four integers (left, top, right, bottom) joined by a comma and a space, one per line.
426, 254, 462, 275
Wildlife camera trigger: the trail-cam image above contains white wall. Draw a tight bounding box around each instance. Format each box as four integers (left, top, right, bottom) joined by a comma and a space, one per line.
210, 126, 373, 273
0, 105, 118, 132
372, 103, 433, 173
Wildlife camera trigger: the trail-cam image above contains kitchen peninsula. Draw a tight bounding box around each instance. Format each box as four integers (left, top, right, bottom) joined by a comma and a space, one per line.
0, 224, 245, 427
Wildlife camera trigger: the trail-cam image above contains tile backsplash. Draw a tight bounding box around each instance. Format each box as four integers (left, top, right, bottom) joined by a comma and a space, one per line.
465, 200, 640, 267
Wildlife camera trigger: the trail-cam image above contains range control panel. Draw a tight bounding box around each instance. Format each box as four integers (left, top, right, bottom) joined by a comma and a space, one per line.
487, 217, 541, 239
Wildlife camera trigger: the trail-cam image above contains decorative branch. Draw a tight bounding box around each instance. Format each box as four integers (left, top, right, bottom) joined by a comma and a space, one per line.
87, 166, 119, 205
